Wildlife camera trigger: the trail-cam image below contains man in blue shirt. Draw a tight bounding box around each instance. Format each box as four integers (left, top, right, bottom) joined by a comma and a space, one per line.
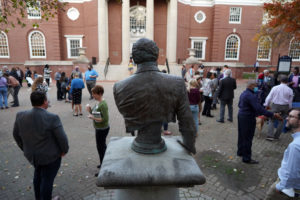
238, 80, 281, 164
84, 64, 99, 100
265, 109, 300, 200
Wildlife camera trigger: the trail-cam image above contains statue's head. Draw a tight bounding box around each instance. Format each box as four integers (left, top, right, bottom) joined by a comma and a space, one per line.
132, 38, 159, 64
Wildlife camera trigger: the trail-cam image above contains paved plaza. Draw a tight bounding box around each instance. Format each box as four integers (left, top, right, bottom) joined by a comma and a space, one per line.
0, 80, 293, 200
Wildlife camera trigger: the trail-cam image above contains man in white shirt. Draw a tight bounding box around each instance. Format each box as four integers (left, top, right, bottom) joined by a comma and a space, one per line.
264, 109, 300, 200
264, 75, 293, 141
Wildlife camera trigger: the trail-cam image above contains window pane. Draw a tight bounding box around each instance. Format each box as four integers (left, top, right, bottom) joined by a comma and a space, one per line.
225, 35, 239, 59
289, 39, 300, 61
257, 37, 271, 60
27, 1, 41, 18
30, 32, 46, 57
130, 6, 146, 35
194, 41, 203, 59
70, 39, 80, 57
229, 7, 241, 23
0, 32, 9, 57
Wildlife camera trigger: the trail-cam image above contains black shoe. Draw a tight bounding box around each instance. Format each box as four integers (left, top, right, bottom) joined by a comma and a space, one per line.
266, 137, 274, 141
243, 159, 259, 164
94, 173, 99, 177
97, 165, 101, 169
0, 107, 3, 110
216, 119, 224, 123
227, 119, 233, 122
207, 115, 214, 118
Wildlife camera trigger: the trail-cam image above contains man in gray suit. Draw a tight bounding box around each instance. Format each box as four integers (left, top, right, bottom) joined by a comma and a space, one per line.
216, 69, 237, 123
13, 91, 69, 200
113, 38, 196, 154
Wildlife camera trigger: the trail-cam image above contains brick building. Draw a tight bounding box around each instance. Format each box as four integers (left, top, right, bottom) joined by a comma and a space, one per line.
0, 0, 299, 78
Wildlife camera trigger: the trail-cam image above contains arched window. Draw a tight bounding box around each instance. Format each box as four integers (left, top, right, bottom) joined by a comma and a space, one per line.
29, 31, 46, 58
130, 6, 146, 36
225, 34, 240, 60
257, 36, 272, 61
289, 38, 300, 61
0, 31, 9, 58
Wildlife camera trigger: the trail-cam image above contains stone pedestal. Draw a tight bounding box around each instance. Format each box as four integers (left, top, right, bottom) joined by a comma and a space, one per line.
97, 137, 205, 200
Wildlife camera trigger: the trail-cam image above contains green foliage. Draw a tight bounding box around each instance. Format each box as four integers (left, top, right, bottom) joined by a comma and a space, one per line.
0, 0, 67, 32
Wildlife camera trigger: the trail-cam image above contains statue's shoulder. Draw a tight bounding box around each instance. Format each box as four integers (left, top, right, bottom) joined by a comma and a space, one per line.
161, 73, 185, 83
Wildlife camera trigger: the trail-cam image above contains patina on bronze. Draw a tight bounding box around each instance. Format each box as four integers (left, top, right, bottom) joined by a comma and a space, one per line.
113, 38, 196, 154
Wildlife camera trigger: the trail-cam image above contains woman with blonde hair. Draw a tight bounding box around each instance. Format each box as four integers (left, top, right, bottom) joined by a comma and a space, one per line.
187, 79, 201, 136
32, 76, 51, 106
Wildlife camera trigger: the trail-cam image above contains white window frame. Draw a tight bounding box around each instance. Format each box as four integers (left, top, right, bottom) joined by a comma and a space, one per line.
65, 35, 83, 59
229, 7, 242, 24
0, 31, 10, 58
194, 11, 206, 24
256, 36, 272, 61
28, 30, 46, 59
190, 37, 208, 60
27, 1, 41, 19
289, 38, 300, 62
224, 34, 240, 61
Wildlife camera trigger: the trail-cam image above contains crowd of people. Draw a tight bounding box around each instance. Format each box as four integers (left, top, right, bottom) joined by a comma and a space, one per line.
2, 57, 300, 199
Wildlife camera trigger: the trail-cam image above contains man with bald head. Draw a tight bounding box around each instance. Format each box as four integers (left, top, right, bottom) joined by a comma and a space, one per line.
237, 80, 281, 164
216, 69, 236, 123
113, 38, 196, 154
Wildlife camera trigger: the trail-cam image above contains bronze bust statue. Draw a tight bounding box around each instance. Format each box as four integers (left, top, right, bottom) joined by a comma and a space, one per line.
113, 38, 196, 154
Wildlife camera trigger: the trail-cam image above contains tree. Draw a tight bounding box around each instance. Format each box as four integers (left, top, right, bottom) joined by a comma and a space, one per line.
255, 0, 300, 47
0, 0, 66, 32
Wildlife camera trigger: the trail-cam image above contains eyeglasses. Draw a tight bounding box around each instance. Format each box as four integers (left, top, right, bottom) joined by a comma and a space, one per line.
287, 115, 298, 119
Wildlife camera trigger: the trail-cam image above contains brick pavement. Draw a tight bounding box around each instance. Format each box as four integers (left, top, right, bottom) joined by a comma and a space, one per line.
0, 81, 292, 200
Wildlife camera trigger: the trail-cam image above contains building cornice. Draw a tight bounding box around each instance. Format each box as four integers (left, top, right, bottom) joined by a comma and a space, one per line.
178, 0, 267, 7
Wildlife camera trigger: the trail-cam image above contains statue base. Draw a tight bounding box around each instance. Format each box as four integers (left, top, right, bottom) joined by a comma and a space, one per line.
115, 187, 179, 200
97, 137, 205, 200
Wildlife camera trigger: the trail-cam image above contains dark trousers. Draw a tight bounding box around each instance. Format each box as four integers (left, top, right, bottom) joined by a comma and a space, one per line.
95, 127, 110, 165
56, 81, 62, 100
219, 99, 233, 121
86, 80, 96, 98
33, 157, 61, 200
12, 85, 21, 106
45, 79, 50, 86
237, 114, 256, 162
202, 95, 212, 116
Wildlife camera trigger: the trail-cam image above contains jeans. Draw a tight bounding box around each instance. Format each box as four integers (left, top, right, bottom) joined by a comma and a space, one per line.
0, 87, 8, 108
190, 104, 199, 135
95, 127, 110, 165
86, 80, 96, 98
12, 85, 20, 106
219, 99, 233, 121
33, 157, 61, 200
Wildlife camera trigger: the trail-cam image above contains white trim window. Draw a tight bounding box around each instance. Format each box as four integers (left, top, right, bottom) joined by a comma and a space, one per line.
194, 11, 206, 24
229, 7, 242, 24
0, 31, 10, 58
225, 34, 240, 60
65, 35, 83, 58
190, 37, 207, 60
27, 1, 41, 19
289, 38, 300, 61
257, 36, 272, 61
29, 31, 46, 58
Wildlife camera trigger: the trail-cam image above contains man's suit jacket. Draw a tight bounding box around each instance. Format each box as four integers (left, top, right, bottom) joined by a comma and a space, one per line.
217, 76, 237, 101
113, 63, 196, 153
13, 108, 69, 166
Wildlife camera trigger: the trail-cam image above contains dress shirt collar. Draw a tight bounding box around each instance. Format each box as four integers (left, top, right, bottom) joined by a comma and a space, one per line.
292, 132, 300, 139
